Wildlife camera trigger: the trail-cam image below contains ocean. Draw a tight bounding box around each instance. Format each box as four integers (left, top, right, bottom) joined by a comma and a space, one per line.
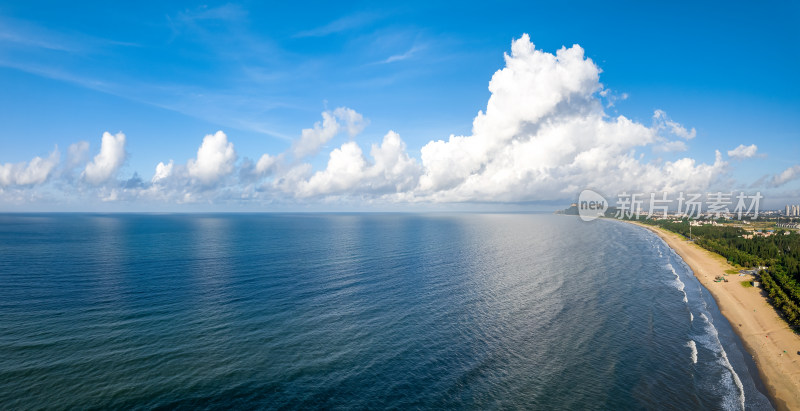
0, 213, 773, 409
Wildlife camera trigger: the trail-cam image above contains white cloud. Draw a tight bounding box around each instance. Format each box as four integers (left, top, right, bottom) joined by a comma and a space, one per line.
653, 110, 696, 140
383, 45, 423, 63
293, 111, 339, 159
293, 131, 422, 198
727, 144, 758, 159
255, 154, 278, 175
272, 163, 313, 195
187, 131, 237, 185
292, 107, 367, 159
654, 140, 688, 153
333, 107, 367, 137
151, 160, 174, 184
228, 34, 725, 204
0, 34, 737, 208
83, 132, 126, 185
771, 165, 800, 187
368, 131, 422, 192
144, 132, 238, 199
410, 34, 723, 202
298, 142, 367, 196
66, 141, 89, 169
600, 89, 628, 108
0, 148, 60, 187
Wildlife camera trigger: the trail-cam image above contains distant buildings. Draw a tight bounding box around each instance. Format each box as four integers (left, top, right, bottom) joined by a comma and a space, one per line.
742, 230, 779, 239
787, 204, 800, 216
690, 220, 722, 226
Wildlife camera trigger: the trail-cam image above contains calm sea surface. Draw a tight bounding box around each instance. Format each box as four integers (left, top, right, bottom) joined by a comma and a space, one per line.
0, 213, 773, 409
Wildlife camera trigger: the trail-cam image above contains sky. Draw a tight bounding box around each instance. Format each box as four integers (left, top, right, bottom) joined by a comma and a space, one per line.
0, 1, 799, 211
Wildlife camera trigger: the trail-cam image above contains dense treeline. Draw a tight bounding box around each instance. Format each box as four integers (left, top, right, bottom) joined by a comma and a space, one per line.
760, 271, 800, 326
694, 238, 762, 268
632, 217, 800, 328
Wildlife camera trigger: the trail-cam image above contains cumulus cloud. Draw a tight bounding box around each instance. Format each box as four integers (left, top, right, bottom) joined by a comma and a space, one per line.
83, 132, 126, 185
151, 160, 174, 184
333, 107, 367, 136
1, 34, 737, 207
727, 144, 758, 159
410, 34, 723, 202
255, 154, 278, 175
771, 165, 800, 187
0, 148, 60, 187
125, 34, 728, 205
294, 131, 421, 197
292, 107, 367, 158
187, 131, 237, 185
141, 132, 237, 200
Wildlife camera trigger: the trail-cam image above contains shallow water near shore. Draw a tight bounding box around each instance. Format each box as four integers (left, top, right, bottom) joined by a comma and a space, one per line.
0, 213, 773, 409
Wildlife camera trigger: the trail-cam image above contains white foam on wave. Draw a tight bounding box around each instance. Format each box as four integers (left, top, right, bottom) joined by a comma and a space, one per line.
652, 241, 664, 258
666, 263, 689, 304
687, 340, 698, 364
697, 313, 746, 410
651, 229, 745, 409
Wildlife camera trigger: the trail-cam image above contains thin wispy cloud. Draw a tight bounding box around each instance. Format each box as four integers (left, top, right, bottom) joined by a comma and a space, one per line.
0, 54, 295, 140
0, 10, 302, 140
165, 4, 249, 44
382, 44, 424, 63
0, 7, 440, 145
0, 58, 113, 92
294, 12, 382, 38
174, 3, 249, 23
0, 29, 76, 52
0, 15, 137, 53
770, 165, 800, 187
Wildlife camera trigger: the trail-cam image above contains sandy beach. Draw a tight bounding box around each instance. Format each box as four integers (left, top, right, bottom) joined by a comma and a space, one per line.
626, 221, 800, 410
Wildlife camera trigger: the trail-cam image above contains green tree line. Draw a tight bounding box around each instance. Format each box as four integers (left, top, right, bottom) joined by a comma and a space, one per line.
630, 217, 800, 328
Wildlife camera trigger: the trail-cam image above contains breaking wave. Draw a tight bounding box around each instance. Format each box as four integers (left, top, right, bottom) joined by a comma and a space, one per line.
697, 313, 746, 410
666, 263, 689, 304
687, 340, 698, 364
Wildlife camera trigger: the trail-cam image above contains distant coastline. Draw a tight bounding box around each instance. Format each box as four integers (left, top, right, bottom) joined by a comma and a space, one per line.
621, 219, 800, 410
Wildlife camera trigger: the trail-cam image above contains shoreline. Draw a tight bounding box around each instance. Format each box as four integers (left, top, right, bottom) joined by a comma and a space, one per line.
621, 220, 800, 410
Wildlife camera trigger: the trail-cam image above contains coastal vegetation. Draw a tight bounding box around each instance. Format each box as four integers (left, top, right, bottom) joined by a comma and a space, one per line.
633, 217, 800, 328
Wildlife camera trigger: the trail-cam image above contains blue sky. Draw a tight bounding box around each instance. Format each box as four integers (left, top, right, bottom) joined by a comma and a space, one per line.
1, 1, 799, 211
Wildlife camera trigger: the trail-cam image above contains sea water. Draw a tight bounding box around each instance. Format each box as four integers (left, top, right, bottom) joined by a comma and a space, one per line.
0, 213, 773, 409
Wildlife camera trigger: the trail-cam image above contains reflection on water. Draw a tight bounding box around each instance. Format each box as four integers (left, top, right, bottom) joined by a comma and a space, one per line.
0, 213, 772, 409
